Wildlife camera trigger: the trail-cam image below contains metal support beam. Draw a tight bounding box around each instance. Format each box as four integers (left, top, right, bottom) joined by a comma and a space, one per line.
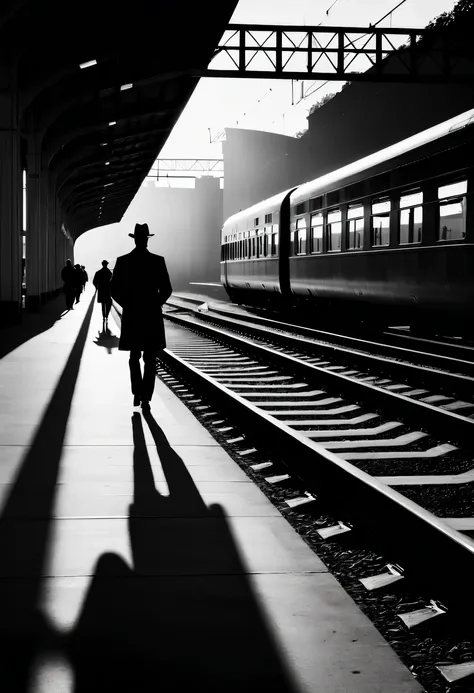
198, 23, 474, 84
147, 159, 223, 180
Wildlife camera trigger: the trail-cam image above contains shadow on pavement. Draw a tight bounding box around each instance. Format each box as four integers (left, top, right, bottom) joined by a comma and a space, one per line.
66, 411, 299, 692
0, 292, 72, 360
93, 326, 120, 354
0, 293, 298, 691
0, 293, 96, 690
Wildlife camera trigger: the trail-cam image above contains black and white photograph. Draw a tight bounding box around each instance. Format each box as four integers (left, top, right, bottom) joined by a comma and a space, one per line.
0, 0, 473, 690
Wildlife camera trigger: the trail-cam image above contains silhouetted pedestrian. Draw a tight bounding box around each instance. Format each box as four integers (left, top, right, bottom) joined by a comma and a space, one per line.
61, 259, 78, 311
74, 264, 83, 304
93, 260, 113, 324
111, 223, 172, 410
81, 265, 88, 291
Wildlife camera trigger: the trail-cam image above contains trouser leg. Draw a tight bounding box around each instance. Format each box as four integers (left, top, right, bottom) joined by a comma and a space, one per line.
104, 300, 112, 318
142, 349, 158, 402
129, 350, 143, 396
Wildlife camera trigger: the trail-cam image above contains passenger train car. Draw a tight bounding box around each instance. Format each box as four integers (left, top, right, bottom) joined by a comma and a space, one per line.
220, 108, 474, 335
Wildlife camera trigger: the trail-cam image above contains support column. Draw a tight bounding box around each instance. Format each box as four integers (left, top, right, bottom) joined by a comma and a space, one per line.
25, 141, 41, 311
39, 168, 49, 304
0, 81, 22, 324
47, 179, 57, 297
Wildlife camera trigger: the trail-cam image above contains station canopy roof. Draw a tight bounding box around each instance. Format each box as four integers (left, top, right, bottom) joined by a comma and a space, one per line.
0, 1, 238, 238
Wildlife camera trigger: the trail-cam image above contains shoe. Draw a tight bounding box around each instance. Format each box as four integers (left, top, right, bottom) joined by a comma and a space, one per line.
133, 394, 141, 406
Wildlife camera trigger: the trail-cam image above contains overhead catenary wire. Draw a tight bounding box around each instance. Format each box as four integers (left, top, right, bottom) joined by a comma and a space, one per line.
213, 0, 415, 136
295, 0, 413, 107
372, 0, 410, 27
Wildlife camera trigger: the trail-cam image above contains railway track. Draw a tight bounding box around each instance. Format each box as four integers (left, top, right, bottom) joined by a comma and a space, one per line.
170, 293, 474, 375
167, 295, 474, 412
158, 302, 474, 622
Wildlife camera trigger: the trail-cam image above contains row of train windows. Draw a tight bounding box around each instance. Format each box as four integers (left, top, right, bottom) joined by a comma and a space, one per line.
221, 228, 279, 261
290, 181, 467, 255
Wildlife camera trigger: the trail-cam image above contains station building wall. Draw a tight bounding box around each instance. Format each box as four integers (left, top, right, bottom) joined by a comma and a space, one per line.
222, 129, 303, 220
223, 81, 474, 223
135, 176, 223, 291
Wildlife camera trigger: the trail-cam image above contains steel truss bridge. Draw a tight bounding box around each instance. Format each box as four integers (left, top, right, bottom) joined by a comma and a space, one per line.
147, 159, 224, 180
189, 24, 474, 84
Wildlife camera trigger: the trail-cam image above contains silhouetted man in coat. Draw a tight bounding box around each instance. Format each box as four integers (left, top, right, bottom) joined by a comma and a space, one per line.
61, 259, 78, 311
74, 264, 83, 304
81, 265, 88, 291
111, 223, 172, 410
93, 260, 113, 323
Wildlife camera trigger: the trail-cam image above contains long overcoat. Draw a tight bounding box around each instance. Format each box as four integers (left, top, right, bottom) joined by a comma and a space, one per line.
93, 267, 113, 303
110, 248, 172, 351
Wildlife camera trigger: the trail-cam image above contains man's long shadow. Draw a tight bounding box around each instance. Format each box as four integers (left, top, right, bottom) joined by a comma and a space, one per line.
67, 411, 299, 692
0, 293, 97, 690
0, 291, 299, 691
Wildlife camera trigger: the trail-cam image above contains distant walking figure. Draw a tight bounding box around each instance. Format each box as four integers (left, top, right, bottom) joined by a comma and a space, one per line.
74, 264, 83, 304
81, 265, 88, 291
61, 259, 78, 311
93, 260, 113, 323
111, 223, 172, 410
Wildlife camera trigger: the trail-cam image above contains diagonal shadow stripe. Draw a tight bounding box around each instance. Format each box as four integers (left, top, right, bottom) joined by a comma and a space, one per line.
0, 293, 96, 690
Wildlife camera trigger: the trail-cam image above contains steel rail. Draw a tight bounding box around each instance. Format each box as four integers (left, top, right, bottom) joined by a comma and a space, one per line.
166, 300, 474, 404
158, 338, 474, 615
384, 328, 474, 361
164, 311, 474, 450
168, 296, 474, 375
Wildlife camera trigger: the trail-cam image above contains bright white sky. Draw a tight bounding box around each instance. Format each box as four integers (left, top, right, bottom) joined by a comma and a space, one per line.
156, 0, 458, 169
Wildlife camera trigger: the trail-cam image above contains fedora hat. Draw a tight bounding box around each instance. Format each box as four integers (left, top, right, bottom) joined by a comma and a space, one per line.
129, 223, 154, 239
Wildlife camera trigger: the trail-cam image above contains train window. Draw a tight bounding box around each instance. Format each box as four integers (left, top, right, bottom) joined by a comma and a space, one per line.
254, 217, 259, 227
296, 217, 307, 255
265, 227, 272, 257
290, 227, 296, 256
310, 213, 323, 253
327, 190, 340, 207
400, 191, 423, 244
438, 181, 467, 241
439, 181, 467, 198
372, 199, 390, 246
257, 230, 264, 257
265, 213, 273, 224
310, 196, 323, 212
327, 209, 342, 252
346, 204, 364, 249
295, 202, 306, 216
271, 224, 279, 256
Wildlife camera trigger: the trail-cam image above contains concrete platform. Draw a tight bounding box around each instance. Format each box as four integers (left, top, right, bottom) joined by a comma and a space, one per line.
0, 288, 422, 692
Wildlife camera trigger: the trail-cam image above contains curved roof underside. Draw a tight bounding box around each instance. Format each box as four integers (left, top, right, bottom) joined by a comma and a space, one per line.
0, 0, 238, 239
